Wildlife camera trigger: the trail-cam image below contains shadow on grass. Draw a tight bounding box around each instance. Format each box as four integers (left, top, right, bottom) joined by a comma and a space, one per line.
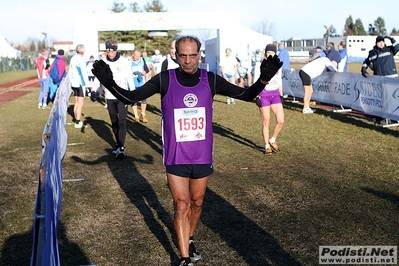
362, 187, 399, 209
0, 222, 91, 265
71, 153, 180, 264
283, 101, 399, 138
213, 122, 264, 152
202, 188, 301, 265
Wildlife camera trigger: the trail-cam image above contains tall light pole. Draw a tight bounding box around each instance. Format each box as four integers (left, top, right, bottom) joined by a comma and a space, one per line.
42, 32, 47, 49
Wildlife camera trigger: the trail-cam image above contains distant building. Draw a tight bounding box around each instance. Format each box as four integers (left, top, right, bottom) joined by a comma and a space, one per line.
280, 36, 397, 63
53, 41, 74, 55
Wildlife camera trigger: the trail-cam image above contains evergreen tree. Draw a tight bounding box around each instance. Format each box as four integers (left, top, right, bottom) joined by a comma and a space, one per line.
373, 17, 386, 36
343, 16, 354, 36
352, 19, 367, 35
100, 0, 180, 56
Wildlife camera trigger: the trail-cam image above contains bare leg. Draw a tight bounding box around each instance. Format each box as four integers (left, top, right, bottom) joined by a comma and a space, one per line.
167, 173, 209, 258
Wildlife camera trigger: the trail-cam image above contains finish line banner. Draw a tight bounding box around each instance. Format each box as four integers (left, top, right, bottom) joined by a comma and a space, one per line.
319, 246, 397, 264
282, 69, 399, 121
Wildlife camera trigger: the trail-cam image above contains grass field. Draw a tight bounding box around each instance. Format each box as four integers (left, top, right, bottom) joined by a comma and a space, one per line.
0, 67, 398, 265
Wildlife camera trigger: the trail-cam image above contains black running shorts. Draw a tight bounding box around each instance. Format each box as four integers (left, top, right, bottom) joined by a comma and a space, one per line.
165, 164, 214, 179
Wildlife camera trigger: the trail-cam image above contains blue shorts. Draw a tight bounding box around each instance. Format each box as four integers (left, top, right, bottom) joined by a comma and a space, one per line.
165, 164, 214, 179
225, 73, 234, 79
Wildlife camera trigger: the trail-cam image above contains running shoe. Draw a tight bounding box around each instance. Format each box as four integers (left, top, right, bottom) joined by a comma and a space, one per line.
74, 121, 84, 128
189, 239, 202, 262
115, 147, 125, 159
265, 146, 273, 155
134, 116, 140, 123
179, 260, 193, 266
269, 141, 280, 153
140, 114, 148, 123
302, 107, 315, 114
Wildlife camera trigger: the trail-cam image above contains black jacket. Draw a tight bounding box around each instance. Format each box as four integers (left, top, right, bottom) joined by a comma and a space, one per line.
362, 38, 399, 77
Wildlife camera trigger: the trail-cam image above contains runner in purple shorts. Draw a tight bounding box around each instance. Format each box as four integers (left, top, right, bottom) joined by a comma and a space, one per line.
256, 43, 285, 155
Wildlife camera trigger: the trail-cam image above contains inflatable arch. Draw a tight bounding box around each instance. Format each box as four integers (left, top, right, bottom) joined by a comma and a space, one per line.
74, 12, 272, 73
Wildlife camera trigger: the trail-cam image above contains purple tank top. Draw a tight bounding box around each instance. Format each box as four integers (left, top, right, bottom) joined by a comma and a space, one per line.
161, 69, 213, 165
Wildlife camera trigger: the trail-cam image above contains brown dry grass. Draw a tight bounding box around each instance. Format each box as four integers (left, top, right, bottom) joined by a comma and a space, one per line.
0, 70, 398, 265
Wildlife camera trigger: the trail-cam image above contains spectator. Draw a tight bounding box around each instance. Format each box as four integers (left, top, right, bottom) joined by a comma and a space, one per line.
299, 49, 337, 114
325, 42, 341, 69
316, 46, 326, 57
277, 42, 290, 70
92, 35, 282, 266
49, 49, 67, 102
36, 49, 50, 109
361, 35, 399, 78
69, 44, 90, 128
338, 41, 348, 72
361, 35, 399, 124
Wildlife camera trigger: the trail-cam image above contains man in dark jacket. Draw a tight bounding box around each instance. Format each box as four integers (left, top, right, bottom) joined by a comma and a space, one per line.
325, 42, 341, 70
361, 35, 399, 78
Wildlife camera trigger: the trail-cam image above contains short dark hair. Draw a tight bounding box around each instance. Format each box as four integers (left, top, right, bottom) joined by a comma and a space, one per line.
57, 49, 64, 55
326, 42, 334, 48
175, 35, 202, 55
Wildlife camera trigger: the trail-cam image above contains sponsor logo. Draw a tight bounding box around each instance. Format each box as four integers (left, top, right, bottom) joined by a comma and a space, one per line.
183, 93, 198, 107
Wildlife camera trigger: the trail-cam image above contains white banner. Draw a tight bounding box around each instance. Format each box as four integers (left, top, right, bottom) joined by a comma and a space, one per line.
282, 69, 399, 121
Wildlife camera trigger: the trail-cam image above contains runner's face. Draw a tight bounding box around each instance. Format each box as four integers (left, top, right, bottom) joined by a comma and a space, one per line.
177, 39, 200, 74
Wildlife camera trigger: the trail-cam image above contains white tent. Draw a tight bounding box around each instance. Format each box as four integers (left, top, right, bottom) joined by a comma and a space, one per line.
0, 34, 21, 58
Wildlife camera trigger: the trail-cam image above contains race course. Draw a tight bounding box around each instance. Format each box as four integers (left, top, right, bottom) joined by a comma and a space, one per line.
0, 76, 39, 106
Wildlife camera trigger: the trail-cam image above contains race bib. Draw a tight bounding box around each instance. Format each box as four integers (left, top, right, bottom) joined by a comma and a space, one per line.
174, 107, 206, 142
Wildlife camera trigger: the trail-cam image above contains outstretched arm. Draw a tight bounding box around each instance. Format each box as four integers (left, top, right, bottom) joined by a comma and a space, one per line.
92, 60, 157, 104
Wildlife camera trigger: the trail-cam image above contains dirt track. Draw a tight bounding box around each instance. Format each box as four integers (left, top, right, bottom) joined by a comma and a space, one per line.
0, 76, 39, 106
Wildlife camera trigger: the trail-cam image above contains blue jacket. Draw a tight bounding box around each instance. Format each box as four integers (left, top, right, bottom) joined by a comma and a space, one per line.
278, 48, 290, 69
339, 48, 348, 72
362, 37, 399, 77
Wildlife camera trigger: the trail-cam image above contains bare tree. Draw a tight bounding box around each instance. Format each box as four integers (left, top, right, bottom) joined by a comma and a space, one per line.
251, 19, 275, 36
109, 1, 127, 13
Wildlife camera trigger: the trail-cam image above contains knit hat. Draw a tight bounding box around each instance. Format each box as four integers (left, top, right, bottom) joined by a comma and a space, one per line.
376, 36, 385, 43
309, 48, 320, 62
265, 44, 277, 53
309, 48, 317, 56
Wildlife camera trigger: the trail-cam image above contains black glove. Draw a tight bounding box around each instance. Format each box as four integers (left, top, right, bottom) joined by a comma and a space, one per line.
91, 60, 116, 88
361, 67, 368, 78
259, 55, 283, 82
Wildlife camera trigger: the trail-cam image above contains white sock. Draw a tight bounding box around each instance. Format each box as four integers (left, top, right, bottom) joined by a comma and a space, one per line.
269, 137, 276, 143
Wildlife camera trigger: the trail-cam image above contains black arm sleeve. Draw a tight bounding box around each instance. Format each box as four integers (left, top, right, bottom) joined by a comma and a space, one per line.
106, 76, 161, 104
214, 75, 265, 102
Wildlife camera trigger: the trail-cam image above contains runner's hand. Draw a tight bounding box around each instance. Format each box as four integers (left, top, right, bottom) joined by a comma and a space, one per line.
260, 55, 283, 83
91, 60, 115, 88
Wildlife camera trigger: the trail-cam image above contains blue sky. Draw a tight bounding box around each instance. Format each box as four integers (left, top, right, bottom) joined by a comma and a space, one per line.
1, 0, 397, 44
